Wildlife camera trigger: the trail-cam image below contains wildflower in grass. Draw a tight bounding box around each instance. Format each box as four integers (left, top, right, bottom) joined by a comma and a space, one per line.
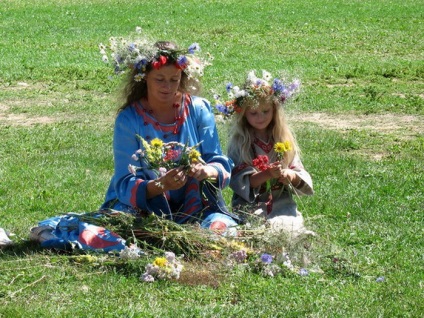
376, 276, 385, 283
140, 251, 183, 282
260, 253, 273, 264
153, 257, 167, 267
299, 268, 309, 276
119, 243, 143, 260
230, 249, 248, 264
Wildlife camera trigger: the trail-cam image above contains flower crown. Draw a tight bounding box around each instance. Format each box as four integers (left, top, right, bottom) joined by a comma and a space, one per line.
99, 27, 212, 82
214, 70, 301, 117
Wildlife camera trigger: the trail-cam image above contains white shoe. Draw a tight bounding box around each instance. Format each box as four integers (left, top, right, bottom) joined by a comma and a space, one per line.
0, 228, 13, 247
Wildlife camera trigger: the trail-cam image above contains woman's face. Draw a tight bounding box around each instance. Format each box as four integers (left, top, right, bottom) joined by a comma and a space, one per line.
145, 64, 182, 104
244, 102, 274, 133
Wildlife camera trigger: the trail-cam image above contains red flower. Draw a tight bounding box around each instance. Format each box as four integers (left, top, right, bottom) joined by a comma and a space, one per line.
152, 55, 168, 70
159, 55, 167, 65
252, 155, 269, 171
164, 149, 180, 161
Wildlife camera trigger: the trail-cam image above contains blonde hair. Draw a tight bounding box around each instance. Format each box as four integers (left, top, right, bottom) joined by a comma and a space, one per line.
228, 96, 299, 167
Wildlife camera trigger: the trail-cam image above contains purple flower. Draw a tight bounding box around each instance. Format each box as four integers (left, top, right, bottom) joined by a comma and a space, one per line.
260, 253, 273, 264
215, 103, 228, 115
299, 268, 309, 276
188, 43, 200, 54
177, 55, 188, 68
272, 78, 285, 93
226, 82, 233, 92
231, 250, 247, 263
136, 58, 148, 70
376, 276, 385, 283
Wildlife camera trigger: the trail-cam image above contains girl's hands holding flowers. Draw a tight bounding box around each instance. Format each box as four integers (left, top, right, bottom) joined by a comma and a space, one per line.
266, 162, 283, 179
278, 168, 299, 186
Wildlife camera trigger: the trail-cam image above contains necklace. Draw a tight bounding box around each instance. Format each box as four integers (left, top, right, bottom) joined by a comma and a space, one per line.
140, 101, 183, 139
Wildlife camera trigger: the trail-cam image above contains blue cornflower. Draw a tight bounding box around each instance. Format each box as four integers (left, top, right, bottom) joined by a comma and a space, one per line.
177, 55, 188, 68
260, 253, 273, 264
215, 103, 228, 115
225, 82, 233, 93
135, 58, 148, 70
272, 78, 285, 93
188, 43, 200, 54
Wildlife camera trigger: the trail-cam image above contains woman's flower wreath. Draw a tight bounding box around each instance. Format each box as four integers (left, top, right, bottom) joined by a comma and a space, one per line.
99, 27, 212, 82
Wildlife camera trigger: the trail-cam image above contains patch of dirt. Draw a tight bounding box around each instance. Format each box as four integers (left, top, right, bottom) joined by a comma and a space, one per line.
0, 104, 57, 126
290, 112, 423, 135
1, 82, 422, 136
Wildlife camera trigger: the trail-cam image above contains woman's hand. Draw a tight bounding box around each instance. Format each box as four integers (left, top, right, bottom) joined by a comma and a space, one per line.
187, 163, 217, 181
161, 167, 187, 190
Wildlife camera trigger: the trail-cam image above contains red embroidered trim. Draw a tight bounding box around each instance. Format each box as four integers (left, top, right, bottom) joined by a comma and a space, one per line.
254, 137, 273, 153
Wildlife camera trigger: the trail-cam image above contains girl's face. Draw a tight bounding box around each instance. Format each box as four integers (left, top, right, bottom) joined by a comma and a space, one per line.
145, 64, 182, 104
244, 102, 274, 133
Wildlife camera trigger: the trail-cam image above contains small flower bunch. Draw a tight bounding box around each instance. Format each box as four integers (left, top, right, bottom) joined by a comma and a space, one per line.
214, 70, 301, 117
252, 155, 270, 172
274, 141, 293, 162
128, 135, 205, 187
140, 251, 183, 282
99, 26, 212, 82
119, 243, 144, 260
251, 253, 282, 277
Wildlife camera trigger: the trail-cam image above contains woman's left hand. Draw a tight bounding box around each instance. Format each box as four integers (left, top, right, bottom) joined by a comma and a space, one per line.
187, 163, 217, 181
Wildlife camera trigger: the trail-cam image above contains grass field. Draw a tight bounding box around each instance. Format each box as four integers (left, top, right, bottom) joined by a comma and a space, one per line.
1, 0, 423, 317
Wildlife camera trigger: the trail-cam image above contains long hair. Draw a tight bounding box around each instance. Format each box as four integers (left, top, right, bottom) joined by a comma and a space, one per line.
117, 41, 201, 113
228, 96, 299, 167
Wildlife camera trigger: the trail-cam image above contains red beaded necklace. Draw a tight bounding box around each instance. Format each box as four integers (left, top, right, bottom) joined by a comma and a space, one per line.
140, 101, 183, 139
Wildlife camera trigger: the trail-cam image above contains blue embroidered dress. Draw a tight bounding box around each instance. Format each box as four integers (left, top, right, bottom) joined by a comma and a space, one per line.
101, 94, 239, 224
33, 95, 238, 252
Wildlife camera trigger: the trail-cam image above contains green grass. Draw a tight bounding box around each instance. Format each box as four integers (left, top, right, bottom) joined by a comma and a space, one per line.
1, 0, 423, 317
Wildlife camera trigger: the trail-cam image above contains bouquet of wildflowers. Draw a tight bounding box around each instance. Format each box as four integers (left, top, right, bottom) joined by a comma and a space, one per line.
140, 251, 183, 282
252, 140, 293, 192
128, 135, 205, 187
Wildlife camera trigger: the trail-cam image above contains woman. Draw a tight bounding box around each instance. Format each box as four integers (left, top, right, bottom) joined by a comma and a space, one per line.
30, 31, 239, 251
100, 38, 239, 232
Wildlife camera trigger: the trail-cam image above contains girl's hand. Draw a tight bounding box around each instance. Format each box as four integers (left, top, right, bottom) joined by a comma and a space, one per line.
278, 168, 299, 186
267, 162, 283, 179
187, 163, 217, 181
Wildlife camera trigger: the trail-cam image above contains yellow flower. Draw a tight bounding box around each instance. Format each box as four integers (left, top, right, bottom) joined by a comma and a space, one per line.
153, 257, 168, 267
151, 138, 164, 148
284, 141, 292, 151
188, 149, 201, 163
274, 142, 287, 154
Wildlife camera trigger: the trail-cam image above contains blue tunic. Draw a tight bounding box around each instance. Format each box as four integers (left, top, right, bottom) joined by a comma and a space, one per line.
101, 94, 239, 224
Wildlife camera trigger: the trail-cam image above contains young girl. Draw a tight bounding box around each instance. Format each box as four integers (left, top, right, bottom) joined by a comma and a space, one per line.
216, 70, 314, 237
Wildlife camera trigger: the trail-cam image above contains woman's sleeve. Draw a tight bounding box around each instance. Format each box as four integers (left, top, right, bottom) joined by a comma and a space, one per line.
112, 110, 167, 211
192, 97, 234, 189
